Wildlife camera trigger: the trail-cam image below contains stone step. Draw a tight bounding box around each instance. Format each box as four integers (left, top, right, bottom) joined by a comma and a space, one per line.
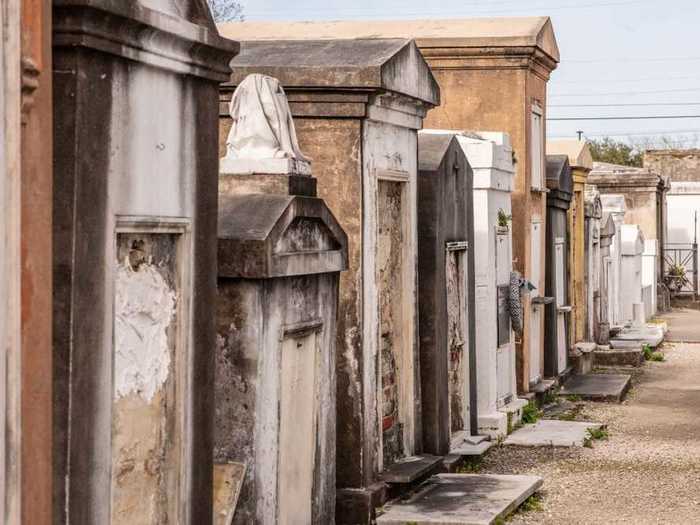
594, 347, 644, 367
380, 454, 444, 484
376, 474, 543, 524
504, 419, 605, 447
559, 373, 631, 403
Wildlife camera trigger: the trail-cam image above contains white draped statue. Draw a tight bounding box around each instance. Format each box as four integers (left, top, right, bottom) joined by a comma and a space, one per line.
222, 74, 311, 175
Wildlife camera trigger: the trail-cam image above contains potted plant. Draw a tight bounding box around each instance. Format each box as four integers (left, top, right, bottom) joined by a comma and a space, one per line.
496, 208, 512, 234
665, 262, 690, 292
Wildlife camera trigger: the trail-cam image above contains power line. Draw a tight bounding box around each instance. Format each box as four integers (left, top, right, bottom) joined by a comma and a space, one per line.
548, 128, 700, 138
554, 75, 700, 85
246, 0, 650, 17
551, 103, 700, 108
550, 87, 700, 98
565, 56, 700, 64
548, 115, 700, 121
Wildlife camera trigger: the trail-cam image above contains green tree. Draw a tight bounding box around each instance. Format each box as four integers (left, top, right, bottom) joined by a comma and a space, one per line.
588, 137, 643, 167
207, 0, 244, 22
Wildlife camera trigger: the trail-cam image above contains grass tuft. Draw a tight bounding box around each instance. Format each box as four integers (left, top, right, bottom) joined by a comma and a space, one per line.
521, 401, 542, 424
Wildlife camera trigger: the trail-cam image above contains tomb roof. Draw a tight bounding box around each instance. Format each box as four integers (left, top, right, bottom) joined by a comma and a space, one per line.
218, 16, 559, 63
546, 154, 573, 195
547, 140, 593, 170
227, 38, 440, 106
418, 132, 462, 172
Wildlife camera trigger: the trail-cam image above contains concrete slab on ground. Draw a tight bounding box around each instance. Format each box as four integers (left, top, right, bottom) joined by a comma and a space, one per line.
610, 324, 664, 349
376, 473, 543, 525
503, 420, 604, 447
559, 373, 631, 402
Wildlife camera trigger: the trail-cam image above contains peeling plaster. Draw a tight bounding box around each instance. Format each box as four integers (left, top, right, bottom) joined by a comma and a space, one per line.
114, 260, 176, 402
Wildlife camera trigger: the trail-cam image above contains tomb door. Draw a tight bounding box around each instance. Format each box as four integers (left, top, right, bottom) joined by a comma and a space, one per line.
529, 221, 543, 386
446, 242, 470, 447
277, 322, 320, 525
376, 175, 415, 469
554, 238, 568, 374
111, 219, 190, 525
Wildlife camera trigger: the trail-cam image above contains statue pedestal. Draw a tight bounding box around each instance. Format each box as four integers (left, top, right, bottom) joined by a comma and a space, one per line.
220, 156, 312, 176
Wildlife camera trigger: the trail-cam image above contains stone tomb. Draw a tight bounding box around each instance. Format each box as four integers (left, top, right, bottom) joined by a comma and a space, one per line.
601, 195, 627, 328
416, 131, 476, 455
52, 2, 237, 523
545, 155, 573, 378
598, 214, 616, 344
584, 187, 603, 343
588, 161, 669, 315
221, 38, 440, 522
547, 141, 594, 354
214, 75, 347, 524
218, 16, 561, 395
457, 132, 525, 439
620, 225, 646, 324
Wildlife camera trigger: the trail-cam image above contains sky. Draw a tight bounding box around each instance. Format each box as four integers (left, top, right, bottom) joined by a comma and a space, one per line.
237, 0, 700, 148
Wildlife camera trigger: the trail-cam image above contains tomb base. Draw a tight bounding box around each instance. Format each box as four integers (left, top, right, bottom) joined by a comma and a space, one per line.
336, 484, 389, 525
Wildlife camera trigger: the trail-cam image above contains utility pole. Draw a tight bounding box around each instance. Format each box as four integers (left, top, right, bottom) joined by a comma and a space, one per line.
576, 130, 584, 141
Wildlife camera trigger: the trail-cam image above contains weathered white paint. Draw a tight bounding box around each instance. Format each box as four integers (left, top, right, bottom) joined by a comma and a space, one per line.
554, 239, 567, 373
601, 195, 626, 327
642, 239, 658, 319
620, 225, 645, 324
446, 247, 470, 440
453, 131, 521, 438
530, 105, 544, 190
0, 1, 22, 522
529, 221, 543, 386
362, 96, 419, 474
114, 261, 176, 401
277, 331, 318, 525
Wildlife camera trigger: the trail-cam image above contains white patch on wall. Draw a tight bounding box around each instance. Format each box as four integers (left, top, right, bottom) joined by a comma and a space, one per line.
114, 261, 176, 401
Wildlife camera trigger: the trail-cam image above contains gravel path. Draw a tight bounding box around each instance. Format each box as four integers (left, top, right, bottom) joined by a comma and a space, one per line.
479, 342, 700, 524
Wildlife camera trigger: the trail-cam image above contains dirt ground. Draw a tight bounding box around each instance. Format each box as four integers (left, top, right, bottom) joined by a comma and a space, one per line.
477, 338, 700, 524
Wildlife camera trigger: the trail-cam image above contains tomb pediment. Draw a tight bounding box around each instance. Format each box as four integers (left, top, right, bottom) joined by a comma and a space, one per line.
218, 193, 348, 278
226, 38, 440, 107
546, 154, 573, 206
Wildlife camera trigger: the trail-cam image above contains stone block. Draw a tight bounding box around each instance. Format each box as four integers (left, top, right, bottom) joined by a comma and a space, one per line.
559, 373, 631, 402
594, 347, 644, 367
504, 420, 604, 447
376, 474, 543, 525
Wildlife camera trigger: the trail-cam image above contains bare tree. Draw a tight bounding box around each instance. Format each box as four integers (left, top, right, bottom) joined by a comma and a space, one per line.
207, 0, 244, 22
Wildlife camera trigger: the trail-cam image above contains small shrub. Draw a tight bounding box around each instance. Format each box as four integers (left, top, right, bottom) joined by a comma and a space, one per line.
642, 344, 654, 361
457, 457, 482, 473
650, 351, 665, 362
521, 401, 542, 424
543, 389, 558, 405
519, 493, 544, 513
587, 427, 609, 441
497, 208, 512, 228
566, 394, 582, 402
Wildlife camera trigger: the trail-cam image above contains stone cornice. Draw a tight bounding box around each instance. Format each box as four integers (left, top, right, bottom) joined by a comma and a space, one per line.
53, 0, 238, 82
419, 45, 558, 81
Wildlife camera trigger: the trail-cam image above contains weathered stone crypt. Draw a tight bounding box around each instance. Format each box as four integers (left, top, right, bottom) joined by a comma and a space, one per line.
416, 131, 476, 455
221, 37, 440, 523
214, 74, 348, 524
457, 131, 524, 438
52, 1, 238, 522
545, 155, 573, 379
220, 17, 561, 396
